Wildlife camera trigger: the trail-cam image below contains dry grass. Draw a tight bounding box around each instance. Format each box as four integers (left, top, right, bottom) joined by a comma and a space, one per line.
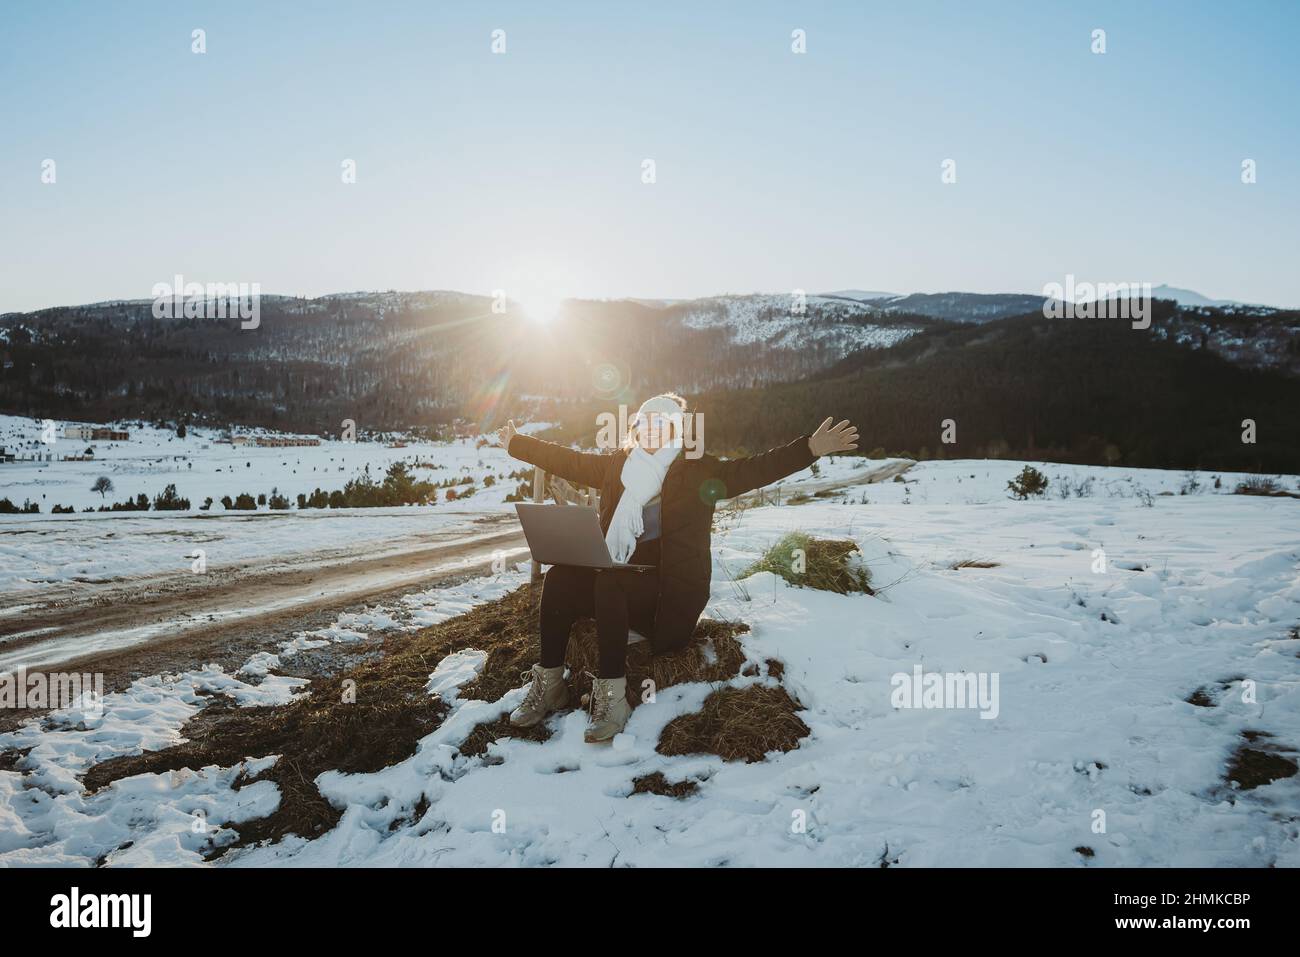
77, 579, 794, 853
629, 771, 700, 799
81, 584, 560, 852
947, 558, 1001, 569
459, 714, 552, 758
745, 531, 872, 595
657, 684, 809, 763
1233, 476, 1299, 498
82, 642, 453, 852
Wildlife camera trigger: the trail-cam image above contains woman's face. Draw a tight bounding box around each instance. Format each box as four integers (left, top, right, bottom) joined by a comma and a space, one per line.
633, 412, 678, 451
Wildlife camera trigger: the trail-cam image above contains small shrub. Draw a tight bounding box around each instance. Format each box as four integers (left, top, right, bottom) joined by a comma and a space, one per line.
153, 483, 191, 511
1007, 465, 1048, 500
1235, 476, 1282, 496
745, 531, 872, 595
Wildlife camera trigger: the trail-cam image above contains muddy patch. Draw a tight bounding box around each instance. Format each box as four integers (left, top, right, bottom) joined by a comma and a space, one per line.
1225, 731, 1299, 791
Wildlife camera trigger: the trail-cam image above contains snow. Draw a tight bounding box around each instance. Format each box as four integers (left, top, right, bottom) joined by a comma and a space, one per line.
2, 451, 1299, 867
0, 413, 522, 514
0, 414, 537, 593
676, 295, 917, 350
0, 568, 528, 866
425, 650, 489, 702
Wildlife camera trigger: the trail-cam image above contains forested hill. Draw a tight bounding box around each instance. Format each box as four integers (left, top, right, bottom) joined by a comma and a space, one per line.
547, 307, 1300, 474
0, 292, 927, 431
2, 291, 1297, 471
699, 310, 1300, 473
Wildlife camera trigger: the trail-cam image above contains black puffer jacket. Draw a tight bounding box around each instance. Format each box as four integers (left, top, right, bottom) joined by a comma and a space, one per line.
508, 432, 816, 652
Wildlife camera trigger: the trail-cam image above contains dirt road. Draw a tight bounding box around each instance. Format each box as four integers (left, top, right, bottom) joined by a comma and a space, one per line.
0, 513, 527, 703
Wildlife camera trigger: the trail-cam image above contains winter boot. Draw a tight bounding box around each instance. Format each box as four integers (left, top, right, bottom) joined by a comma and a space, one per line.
510, 664, 568, 728
584, 675, 632, 744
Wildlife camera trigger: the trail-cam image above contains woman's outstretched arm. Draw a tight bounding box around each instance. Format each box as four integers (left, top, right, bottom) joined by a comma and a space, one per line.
495, 419, 611, 490
711, 417, 859, 499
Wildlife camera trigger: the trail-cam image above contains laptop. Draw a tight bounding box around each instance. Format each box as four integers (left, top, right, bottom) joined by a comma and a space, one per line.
513, 503, 655, 571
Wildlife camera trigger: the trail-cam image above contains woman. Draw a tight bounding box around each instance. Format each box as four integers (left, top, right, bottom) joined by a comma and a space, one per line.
497, 394, 858, 744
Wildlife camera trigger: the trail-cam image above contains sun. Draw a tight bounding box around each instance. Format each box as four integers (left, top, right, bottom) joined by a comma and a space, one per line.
515, 289, 565, 324
505, 269, 573, 324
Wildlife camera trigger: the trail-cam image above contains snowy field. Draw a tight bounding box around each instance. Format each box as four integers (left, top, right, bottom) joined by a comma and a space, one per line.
2, 435, 1299, 866
0, 414, 523, 513
0, 415, 535, 594
0, 414, 883, 594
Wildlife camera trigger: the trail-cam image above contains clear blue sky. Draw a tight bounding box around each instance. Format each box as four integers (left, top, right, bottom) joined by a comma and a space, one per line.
2, 0, 1297, 313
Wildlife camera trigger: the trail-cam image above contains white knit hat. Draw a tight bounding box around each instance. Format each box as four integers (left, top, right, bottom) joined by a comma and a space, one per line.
636, 394, 684, 419
632, 394, 685, 445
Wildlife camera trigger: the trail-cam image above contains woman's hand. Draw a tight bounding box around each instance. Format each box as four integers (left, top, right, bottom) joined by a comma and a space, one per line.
809, 417, 859, 456
496, 419, 519, 453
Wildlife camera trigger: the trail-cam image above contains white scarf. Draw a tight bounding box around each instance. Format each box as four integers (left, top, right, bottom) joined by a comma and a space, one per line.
605, 443, 681, 563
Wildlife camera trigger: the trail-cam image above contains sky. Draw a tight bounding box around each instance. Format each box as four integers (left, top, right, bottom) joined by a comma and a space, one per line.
2, 0, 1298, 314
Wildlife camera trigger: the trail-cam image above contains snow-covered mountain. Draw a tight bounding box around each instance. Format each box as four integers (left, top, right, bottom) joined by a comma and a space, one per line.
669, 294, 921, 350
818, 289, 900, 302
871, 292, 1049, 323
2, 287, 1295, 434
1146, 284, 1256, 309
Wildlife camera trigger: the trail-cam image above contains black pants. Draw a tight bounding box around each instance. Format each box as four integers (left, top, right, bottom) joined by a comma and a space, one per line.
539, 564, 660, 678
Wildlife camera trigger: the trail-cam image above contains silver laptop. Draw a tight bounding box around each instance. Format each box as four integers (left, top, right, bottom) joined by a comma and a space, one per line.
514, 503, 655, 570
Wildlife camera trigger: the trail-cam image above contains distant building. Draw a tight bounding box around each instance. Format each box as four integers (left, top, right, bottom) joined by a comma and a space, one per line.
66, 426, 129, 441
230, 435, 250, 446
254, 436, 321, 448
0, 447, 14, 464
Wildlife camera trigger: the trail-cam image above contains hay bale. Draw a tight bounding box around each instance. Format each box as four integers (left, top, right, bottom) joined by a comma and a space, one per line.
657, 684, 809, 763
